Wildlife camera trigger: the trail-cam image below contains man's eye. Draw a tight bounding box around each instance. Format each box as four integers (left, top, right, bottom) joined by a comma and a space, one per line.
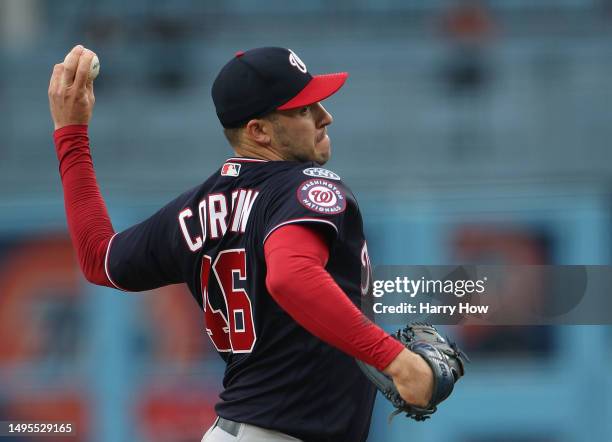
300, 106, 310, 114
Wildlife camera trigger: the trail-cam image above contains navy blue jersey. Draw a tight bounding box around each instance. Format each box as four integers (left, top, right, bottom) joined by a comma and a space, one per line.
106, 157, 376, 442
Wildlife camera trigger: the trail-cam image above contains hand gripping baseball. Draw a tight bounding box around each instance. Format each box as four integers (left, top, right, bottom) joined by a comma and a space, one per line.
48, 45, 98, 130
357, 323, 469, 421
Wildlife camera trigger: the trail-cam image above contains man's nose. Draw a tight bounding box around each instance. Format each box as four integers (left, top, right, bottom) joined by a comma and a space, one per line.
316, 103, 333, 126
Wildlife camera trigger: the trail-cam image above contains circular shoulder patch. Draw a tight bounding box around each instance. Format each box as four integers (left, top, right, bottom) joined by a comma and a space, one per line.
302, 167, 341, 181
297, 179, 347, 214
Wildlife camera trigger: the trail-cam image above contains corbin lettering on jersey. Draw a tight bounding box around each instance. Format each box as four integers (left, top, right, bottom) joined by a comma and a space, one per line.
178, 188, 259, 252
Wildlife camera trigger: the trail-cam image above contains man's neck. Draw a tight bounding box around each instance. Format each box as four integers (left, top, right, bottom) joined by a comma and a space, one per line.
233, 144, 286, 161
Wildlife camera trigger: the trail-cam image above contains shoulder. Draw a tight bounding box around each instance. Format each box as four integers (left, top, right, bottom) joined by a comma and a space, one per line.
297, 165, 343, 182
265, 162, 347, 187
262, 163, 351, 198
259, 163, 352, 215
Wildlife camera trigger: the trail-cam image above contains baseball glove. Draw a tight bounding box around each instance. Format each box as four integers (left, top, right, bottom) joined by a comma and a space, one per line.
357, 323, 468, 422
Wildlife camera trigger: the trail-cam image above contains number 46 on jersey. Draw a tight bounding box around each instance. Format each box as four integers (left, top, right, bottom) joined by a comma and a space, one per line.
200, 249, 257, 353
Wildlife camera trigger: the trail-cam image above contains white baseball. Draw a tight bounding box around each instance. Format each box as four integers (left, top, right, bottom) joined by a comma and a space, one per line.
89, 55, 100, 81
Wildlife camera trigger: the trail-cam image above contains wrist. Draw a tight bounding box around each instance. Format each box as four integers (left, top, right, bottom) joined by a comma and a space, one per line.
54, 124, 89, 137
54, 125, 91, 166
383, 348, 413, 378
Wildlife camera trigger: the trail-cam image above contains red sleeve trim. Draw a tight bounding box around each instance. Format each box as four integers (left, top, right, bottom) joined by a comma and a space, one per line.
264, 224, 404, 371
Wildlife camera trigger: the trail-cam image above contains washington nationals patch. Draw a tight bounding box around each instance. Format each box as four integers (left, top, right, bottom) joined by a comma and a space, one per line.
297, 179, 346, 214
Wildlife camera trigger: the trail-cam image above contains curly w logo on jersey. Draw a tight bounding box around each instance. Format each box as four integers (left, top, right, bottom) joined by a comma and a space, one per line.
297, 179, 346, 214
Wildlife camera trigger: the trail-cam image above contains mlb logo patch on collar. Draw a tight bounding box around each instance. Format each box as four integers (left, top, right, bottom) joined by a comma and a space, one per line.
221, 162, 241, 177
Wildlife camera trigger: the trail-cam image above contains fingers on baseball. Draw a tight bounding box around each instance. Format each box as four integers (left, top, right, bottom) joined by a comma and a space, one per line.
86, 57, 97, 92
48, 64, 65, 98
74, 49, 95, 90
86, 79, 94, 96
61, 44, 84, 86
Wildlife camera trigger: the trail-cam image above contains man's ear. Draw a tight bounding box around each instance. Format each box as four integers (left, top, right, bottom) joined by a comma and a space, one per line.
244, 118, 272, 145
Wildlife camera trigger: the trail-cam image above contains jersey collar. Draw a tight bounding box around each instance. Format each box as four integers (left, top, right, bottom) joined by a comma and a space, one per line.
225, 157, 269, 163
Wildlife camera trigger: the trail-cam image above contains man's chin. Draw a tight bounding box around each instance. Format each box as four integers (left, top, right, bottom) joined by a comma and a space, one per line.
314, 153, 330, 165
314, 142, 331, 165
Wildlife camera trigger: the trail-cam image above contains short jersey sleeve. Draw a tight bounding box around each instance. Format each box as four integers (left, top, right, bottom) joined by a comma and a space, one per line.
262, 165, 352, 244
106, 199, 185, 291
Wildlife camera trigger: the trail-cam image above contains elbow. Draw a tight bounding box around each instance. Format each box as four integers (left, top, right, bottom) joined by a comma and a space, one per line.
265, 269, 292, 298
83, 271, 105, 286
79, 247, 114, 287
76, 239, 114, 288
81, 264, 111, 287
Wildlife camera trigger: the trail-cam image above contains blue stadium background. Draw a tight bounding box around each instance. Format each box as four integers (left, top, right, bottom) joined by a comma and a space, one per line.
1, 1, 612, 441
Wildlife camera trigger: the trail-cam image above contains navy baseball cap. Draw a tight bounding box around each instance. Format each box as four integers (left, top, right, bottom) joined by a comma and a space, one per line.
212, 47, 348, 128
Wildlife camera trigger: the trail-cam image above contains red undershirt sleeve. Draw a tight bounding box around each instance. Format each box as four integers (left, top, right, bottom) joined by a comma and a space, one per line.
264, 224, 404, 371
53, 125, 115, 288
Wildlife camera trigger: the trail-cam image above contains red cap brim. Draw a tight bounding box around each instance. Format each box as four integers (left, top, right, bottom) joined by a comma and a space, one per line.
277, 72, 349, 110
